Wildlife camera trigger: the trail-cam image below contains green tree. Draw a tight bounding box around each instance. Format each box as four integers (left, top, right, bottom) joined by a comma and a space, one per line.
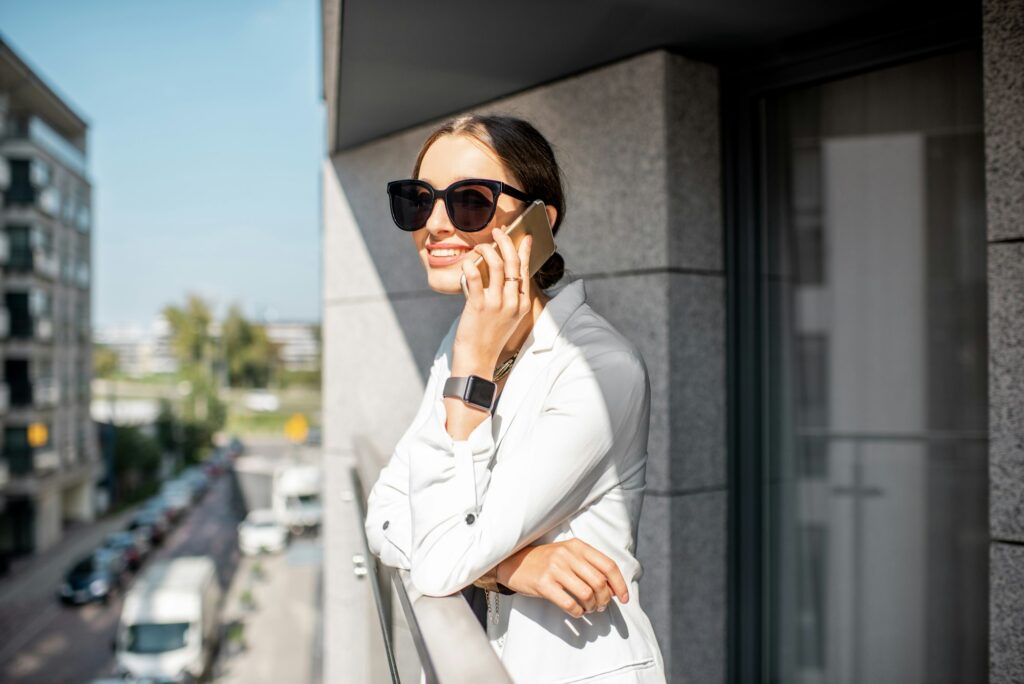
163, 294, 214, 367
222, 304, 281, 388
93, 343, 120, 378
162, 294, 227, 464
113, 425, 162, 503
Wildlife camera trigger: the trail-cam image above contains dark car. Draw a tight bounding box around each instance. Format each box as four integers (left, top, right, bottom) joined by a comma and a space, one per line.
102, 531, 144, 571
226, 436, 245, 458
58, 550, 124, 605
129, 508, 170, 545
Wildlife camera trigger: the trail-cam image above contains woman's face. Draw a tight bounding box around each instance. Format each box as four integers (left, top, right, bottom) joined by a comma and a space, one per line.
413, 134, 526, 294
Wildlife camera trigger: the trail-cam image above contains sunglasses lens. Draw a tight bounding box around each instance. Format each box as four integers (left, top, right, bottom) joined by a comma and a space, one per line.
389, 182, 432, 231
449, 183, 497, 232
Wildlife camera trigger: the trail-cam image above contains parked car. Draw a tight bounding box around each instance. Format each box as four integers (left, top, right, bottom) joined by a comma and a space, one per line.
238, 509, 289, 555
158, 484, 193, 517
226, 437, 245, 459
180, 467, 210, 498
130, 509, 170, 545
58, 550, 124, 605
103, 531, 146, 571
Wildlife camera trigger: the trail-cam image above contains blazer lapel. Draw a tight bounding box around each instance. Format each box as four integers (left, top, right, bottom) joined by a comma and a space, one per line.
491, 279, 587, 454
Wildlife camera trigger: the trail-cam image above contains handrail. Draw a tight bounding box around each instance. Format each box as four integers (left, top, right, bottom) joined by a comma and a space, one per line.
350, 437, 513, 684
349, 466, 402, 683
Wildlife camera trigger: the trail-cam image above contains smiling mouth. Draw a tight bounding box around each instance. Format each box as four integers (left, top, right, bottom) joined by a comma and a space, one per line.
428, 248, 466, 257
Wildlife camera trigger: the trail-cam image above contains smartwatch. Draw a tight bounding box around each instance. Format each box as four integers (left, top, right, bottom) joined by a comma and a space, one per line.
443, 375, 498, 413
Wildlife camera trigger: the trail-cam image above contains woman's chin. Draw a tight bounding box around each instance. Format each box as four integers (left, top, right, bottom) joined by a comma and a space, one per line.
426, 270, 465, 295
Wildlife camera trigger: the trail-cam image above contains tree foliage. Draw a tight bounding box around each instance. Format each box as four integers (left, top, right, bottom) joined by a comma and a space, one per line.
93, 343, 120, 378
222, 304, 280, 388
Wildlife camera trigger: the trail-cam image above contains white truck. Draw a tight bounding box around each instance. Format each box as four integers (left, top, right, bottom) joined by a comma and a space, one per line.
272, 463, 322, 533
115, 556, 221, 683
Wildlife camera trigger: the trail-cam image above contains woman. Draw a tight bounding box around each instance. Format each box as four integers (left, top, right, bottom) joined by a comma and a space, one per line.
365, 114, 666, 683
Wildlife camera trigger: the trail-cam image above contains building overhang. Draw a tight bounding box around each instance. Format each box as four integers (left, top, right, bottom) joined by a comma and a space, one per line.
322, 0, 979, 154
0, 35, 89, 146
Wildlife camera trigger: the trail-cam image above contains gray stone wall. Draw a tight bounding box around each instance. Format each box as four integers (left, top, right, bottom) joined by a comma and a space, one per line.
322, 49, 726, 682
984, 0, 1024, 681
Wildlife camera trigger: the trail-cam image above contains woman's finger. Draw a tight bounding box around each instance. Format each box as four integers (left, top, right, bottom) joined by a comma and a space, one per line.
553, 566, 598, 614
461, 253, 485, 303
475, 242, 504, 300
581, 546, 630, 603
570, 556, 614, 610
538, 579, 586, 619
518, 235, 532, 297
492, 228, 521, 278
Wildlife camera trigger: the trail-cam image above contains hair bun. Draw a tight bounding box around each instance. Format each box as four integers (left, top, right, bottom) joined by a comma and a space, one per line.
533, 251, 565, 290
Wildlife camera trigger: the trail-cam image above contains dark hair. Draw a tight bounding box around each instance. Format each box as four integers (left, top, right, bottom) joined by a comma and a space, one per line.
412, 114, 567, 290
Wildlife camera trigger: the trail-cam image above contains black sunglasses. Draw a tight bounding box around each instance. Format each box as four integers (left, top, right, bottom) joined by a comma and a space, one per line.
386, 178, 534, 232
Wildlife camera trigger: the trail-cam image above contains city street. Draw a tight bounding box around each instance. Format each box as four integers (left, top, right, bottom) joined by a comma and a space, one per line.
0, 468, 243, 684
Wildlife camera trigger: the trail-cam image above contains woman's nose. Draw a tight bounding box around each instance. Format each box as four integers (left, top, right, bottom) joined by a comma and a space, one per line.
423, 196, 454, 236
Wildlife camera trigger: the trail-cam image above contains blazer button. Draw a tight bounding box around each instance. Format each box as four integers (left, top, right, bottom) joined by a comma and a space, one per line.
465, 513, 476, 525
383, 520, 390, 530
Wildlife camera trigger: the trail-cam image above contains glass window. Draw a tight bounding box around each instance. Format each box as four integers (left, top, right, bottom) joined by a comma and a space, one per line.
762, 49, 988, 684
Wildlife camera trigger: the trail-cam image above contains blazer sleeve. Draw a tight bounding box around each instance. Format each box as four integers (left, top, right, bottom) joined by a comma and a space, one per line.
408, 349, 648, 597
364, 320, 469, 570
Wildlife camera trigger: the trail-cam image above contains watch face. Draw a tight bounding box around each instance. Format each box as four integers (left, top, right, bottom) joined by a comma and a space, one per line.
466, 377, 496, 407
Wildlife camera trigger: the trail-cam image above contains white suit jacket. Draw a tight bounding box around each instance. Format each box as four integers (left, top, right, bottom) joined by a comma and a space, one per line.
365, 279, 666, 684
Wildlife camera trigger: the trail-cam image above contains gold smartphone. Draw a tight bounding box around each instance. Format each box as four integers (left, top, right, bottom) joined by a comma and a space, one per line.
460, 200, 557, 294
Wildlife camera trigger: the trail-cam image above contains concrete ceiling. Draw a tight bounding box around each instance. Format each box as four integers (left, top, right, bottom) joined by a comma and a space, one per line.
324, 0, 976, 152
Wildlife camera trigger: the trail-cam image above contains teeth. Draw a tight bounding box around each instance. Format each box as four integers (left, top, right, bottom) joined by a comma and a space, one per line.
429, 248, 463, 257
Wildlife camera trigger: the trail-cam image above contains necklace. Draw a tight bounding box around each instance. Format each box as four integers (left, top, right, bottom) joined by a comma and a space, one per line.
492, 352, 518, 383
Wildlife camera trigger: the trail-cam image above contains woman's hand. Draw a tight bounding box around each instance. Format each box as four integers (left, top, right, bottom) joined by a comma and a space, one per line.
452, 228, 534, 374
496, 539, 630, 619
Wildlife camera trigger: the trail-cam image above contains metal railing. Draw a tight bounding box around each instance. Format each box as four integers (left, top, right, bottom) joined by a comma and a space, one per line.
348, 443, 512, 684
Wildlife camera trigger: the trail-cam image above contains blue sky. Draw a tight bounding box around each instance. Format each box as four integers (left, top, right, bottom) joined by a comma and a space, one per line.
0, 0, 323, 327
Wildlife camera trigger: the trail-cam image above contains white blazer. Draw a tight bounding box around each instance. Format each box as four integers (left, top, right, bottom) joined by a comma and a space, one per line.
365, 279, 666, 684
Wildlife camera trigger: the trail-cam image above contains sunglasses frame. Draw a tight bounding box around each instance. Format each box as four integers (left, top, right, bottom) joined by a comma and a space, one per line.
386, 178, 534, 232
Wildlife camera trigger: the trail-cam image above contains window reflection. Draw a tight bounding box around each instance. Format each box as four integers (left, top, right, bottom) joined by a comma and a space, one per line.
764, 49, 988, 684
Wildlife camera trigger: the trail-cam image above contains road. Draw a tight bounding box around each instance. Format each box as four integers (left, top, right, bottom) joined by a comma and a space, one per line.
0, 467, 244, 684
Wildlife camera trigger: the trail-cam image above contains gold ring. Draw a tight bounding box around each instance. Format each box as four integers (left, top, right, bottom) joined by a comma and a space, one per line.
504, 276, 522, 282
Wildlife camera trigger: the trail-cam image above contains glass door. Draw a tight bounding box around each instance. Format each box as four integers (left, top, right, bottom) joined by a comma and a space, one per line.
761, 49, 988, 684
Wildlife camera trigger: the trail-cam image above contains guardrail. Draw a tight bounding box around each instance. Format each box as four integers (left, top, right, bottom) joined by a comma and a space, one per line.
348, 445, 513, 684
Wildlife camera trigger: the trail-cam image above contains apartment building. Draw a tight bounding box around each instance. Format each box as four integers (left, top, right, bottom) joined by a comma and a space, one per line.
0, 38, 99, 561
264, 321, 319, 372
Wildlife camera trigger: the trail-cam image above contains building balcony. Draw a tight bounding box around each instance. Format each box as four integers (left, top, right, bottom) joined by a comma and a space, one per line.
34, 448, 60, 473
0, 383, 9, 414
34, 378, 59, 408
35, 317, 53, 341
0, 232, 9, 265
0, 308, 9, 339
33, 251, 59, 280
0, 459, 8, 488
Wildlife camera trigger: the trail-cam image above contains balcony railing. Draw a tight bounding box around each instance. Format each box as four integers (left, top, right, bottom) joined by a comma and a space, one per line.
350, 448, 513, 684
34, 448, 60, 473
5, 116, 89, 178
35, 317, 53, 341
34, 378, 59, 408
33, 250, 59, 280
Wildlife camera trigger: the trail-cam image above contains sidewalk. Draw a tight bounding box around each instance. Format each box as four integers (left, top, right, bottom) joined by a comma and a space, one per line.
0, 506, 139, 606
0, 505, 139, 660
214, 536, 323, 684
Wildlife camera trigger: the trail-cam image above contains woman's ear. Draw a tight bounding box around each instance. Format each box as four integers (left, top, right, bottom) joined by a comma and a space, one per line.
545, 205, 558, 229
